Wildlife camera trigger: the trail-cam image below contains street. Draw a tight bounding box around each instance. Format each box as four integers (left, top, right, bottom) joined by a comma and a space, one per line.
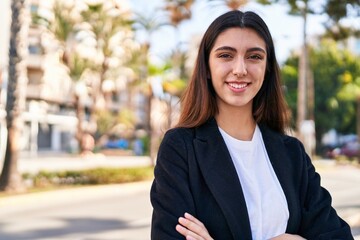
0, 181, 153, 240
0, 162, 359, 240
317, 163, 360, 238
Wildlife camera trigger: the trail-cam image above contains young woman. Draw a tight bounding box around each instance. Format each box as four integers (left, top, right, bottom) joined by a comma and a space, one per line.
150, 10, 354, 240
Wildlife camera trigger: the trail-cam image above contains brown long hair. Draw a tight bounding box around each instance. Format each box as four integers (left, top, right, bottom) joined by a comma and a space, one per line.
176, 10, 289, 134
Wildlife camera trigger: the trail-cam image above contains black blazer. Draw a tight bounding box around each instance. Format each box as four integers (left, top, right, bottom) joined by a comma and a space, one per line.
150, 118, 353, 240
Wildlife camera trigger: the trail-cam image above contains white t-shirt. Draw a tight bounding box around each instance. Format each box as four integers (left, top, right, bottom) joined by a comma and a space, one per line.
219, 125, 289, 240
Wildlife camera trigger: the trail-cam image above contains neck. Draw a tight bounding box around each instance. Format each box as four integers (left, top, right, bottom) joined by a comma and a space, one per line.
215, 107, 256, 141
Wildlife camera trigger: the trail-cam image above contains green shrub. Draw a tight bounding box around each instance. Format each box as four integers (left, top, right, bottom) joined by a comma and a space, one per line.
23, 167, 154, 188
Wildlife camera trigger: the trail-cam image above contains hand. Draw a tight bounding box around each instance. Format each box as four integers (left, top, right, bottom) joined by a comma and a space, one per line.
176, 212, 214, 240
270, 233, 306, 240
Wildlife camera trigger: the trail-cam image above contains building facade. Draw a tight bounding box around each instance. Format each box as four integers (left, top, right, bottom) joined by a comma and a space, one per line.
1, 0, 142, 157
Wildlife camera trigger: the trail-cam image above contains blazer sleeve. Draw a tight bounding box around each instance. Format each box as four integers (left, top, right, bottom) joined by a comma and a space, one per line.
297, 142, 354, 240
150, 129, 195, 239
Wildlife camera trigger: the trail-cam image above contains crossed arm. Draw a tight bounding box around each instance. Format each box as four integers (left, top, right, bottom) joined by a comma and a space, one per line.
176, 213, 306, 240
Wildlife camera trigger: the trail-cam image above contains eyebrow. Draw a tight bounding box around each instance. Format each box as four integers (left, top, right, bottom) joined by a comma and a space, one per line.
214, 46, 266, 54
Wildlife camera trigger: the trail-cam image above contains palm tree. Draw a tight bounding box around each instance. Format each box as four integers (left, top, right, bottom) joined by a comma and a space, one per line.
79, 1, 134, 130
132, 12, 168, 126
208, 0, 249, 10
164, 0, 194, 26
132, 11, 168, 163
43, 1, 76, 67
286, 0, 313, 137
0, 0, 28, 192
162, 47, 189, 129
37, 1, 135, 154
37, 1, 92, 154
323, 0, 360, 41
255, 0, 359, 149
164, 0, 195, 49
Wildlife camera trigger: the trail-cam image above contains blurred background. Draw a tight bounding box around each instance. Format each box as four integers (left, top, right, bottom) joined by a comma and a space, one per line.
0, 0, 359, 239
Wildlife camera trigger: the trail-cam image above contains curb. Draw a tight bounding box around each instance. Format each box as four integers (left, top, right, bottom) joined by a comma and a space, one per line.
0, 180, 152, 205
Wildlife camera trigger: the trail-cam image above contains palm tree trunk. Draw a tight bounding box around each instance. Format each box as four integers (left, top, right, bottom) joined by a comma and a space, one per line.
0, 0, 28, 192
297, 4, 308, 132
75, 96, 85, 154
0, 127, 24, 192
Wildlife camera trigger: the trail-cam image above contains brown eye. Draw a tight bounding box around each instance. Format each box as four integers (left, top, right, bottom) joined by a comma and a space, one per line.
219, 53, 232, 59
249, 54, 263, 60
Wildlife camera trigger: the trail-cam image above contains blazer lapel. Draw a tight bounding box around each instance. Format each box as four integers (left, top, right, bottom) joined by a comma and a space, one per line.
193, 118, 252, 240
259, 125, 300, 232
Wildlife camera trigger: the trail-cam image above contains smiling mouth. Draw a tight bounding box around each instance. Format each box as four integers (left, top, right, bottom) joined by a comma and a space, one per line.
228, 82, 249, 89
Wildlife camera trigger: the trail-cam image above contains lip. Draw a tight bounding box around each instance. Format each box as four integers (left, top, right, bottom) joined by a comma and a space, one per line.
226, 81, 250, 92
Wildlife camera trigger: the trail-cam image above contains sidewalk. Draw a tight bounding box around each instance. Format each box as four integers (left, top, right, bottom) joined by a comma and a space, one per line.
0, 181, 153, 240
18, 152, 153, 174
314, 160, 360, 238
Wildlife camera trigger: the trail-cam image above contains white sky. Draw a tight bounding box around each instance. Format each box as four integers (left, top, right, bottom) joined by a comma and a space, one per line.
128, 0, 329, 65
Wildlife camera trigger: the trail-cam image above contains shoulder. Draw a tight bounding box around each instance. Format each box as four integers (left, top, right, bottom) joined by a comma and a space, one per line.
164, 127, 194, 139
162, 127, 195, 144
158, 127, 196, 155
260, 125, 307, 157
260, 125, 297, 143
282, 133, 304, 149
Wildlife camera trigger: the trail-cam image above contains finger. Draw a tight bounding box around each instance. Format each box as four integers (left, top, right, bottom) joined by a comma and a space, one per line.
179, 217, 204, 233
176, 224, 188, 237
184, 212, 205, 227
270, 234, 306, 240
176, 224, 203, 240
178, 217, 211, 239
186, 235, 197, 240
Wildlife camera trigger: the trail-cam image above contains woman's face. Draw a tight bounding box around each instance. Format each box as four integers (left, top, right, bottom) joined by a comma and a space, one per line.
209, 27, 267, 113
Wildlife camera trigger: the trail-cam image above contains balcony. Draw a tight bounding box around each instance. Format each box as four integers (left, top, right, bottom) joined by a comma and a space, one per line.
27, 54, 43, 69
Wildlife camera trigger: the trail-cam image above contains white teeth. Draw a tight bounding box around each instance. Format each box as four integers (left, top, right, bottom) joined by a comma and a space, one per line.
228, 83, 247, 89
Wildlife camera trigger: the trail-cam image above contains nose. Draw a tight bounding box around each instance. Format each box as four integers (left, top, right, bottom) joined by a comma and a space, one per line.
232, 57, 247, 77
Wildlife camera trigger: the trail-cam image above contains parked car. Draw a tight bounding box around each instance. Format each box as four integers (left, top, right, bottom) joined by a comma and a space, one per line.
327, 140, 360, 159
340, 141, 360, 158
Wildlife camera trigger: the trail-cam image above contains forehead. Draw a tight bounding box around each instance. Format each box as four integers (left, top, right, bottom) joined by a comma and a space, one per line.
211, 27, 266, 51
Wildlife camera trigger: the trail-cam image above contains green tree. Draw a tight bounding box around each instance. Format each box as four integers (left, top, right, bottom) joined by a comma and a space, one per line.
282, 39, 360, 153
162, 0, 194, 126
37, 0, 135, 153
132, 11, 168, 163
337, 70, 360, 149
36, 1, 95, 154
264, 0, 359, 150
0, 0, 28, 192
281, 58, 298, 128
310, 40, 357, 143
162, 48, 189, 129
323, 0, 360, 40
37, 1, 77, 67
79, 1, 134, 118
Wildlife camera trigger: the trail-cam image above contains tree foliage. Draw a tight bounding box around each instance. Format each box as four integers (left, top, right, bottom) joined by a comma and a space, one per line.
34, 0, 137, 152
164, 0, 194, 26
282, 39, 360, 149
264, 0, 360, 40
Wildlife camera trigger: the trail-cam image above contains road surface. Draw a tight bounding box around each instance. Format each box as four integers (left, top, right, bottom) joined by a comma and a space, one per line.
0, 162, 359, 239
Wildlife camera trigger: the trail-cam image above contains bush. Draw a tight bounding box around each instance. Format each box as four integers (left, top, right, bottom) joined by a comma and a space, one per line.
23, 167, 154, 188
